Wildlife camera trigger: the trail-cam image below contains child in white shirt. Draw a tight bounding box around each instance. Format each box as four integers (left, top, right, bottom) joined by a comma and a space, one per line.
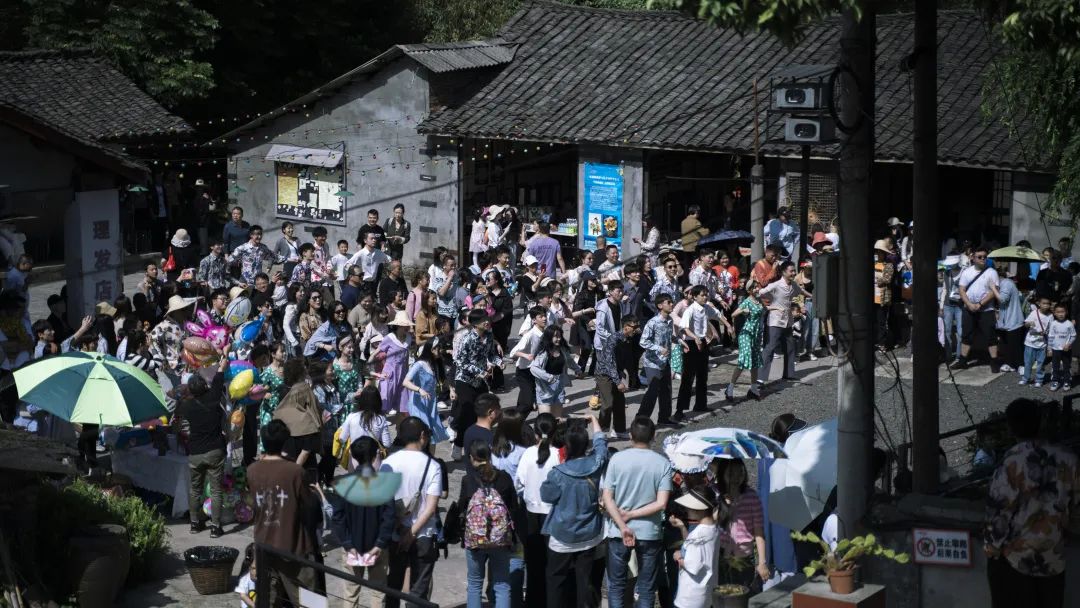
329, 239, 352, 295
235, 560, 256, 607
671, 489, 719, 608
1021, 296, 1053, 387
1047, 302, 1076, 391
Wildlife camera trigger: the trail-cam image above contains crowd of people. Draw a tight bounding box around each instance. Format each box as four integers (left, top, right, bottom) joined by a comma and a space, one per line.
8, 194, 1079, 607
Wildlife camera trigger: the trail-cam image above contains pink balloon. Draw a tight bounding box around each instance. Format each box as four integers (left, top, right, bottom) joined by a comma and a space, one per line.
205, 327, 229, 349
248, 385, 268, 400
184, 321, 204, 336
195, 309, 213, 327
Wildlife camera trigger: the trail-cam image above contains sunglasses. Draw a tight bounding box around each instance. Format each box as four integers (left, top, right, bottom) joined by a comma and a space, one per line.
311, 295, 322, 300
334, 309, 347, 314
665, 264, 677, 269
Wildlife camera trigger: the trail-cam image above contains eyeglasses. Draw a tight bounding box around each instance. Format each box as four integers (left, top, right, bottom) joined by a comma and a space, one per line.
311, 295, 322, 300
665, 264, 677, 269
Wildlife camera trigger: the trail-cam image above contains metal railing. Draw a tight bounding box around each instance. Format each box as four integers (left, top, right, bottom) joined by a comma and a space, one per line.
254, 542, 439, 608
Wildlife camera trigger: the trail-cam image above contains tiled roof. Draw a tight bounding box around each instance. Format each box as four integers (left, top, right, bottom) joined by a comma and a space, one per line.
0, 48, 191, 141
400, 40, 517, 73
420, 1, 1045, 172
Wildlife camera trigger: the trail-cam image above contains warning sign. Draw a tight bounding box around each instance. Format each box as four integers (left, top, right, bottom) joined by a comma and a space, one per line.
912, 528, 973, 567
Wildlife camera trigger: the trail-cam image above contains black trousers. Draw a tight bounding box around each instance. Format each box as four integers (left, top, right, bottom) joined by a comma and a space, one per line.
987, 556, 1064, 608
523, 512, 549, 608
761, 325, 796, 381
453, 380, 488, 448
242, 401, 260, 466
638, 365, 672, 422
999, 327, 1026, 369
618, 336, 642, 388
596, 375, 626, 433
676, 340, 709, 412
514, 368, 536, 414
1052, 349, 1072, 384
386, 536, 439, 608
546, 546, 600, 608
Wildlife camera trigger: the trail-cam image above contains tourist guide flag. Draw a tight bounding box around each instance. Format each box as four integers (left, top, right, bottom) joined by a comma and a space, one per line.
582, 162, 624, 251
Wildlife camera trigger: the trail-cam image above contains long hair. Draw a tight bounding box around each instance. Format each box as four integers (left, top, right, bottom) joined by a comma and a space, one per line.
356, 385, 383, 431
492, 408, 527, 458
563, 418, 590, 461
469, 440, 498, 484
300, 292, 326, 319
537, 325, 566, 354
534, 413, 558, 467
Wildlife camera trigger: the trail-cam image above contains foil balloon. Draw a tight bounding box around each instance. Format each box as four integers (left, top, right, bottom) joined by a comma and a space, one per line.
182, 337, 215, 357
248, 384, 268, 401
233, 316, 265, 349
224, 297, 252, 328
229, 408, 245, 426
181, 349, 202, 368
185, 312, 230, 350
225, 359, 255, 381
234, 502, 253, 523
228, 369, 255, 400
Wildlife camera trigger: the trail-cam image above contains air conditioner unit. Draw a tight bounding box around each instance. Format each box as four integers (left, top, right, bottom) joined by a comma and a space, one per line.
773, 83, 831, 111
783, 117, 836, 144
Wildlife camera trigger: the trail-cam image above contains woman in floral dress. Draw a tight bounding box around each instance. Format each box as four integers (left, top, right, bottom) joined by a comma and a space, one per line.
374, 311, 413, 416
258, 342, 287, 427
333, 334, 362, 407
725, 286, 764, 401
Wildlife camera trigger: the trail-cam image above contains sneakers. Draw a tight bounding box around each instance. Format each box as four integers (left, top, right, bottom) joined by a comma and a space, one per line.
1050, 382, 1061, 392
725, 384, 734, 402
809, 353, 819, 361
1065, 384, 1073, 391
190, 521, 205, 534
450, 445, 462, 460
446, 427, 457, 442
1019, 378, 1028, 386
209, 526, 224, 539
671, 412, 687, 423
1035, 382, 1044, 388
607, 429, 629, 440
1000, 364, 1014, 373
952, 357, 969, 370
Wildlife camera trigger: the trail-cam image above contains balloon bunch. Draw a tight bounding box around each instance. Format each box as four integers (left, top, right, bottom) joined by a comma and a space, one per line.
202, 470, 254, 524
181, 337, 219, 368
224, 295, 252, 328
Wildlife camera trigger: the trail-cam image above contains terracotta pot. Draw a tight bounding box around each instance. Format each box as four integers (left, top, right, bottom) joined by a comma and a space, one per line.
714, 584, 750, 608
827, 567, 858, 594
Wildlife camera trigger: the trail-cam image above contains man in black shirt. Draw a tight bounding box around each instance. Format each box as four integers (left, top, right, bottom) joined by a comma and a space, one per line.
176, 353, 230, 537
340, 266, 365, 310
591, 235, 607, 271
461, 394, 500, 469
1036, 251, 1072, 303
356, 208, 386, 249
377, 259, 408, 307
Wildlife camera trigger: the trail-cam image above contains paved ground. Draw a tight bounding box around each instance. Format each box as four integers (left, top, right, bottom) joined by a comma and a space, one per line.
26, 272, 1035, 606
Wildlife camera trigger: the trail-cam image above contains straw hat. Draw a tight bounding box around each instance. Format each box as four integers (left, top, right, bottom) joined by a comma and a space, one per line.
873, 239, 892, 255
95, 301, 117, 316
387, 310, 414, 327
229, 286, 250, 300
164, 295, 196, 315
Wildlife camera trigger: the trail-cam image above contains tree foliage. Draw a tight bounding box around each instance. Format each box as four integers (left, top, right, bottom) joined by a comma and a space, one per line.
648, 0, 861, 44
0, 0, 217, 106
982, 0, 1080, 226
416, 0, 649, 43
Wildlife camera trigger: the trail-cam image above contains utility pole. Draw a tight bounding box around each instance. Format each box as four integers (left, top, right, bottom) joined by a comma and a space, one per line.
911, 0, 939, 493
751, 79, 765, 261
800, 144, 811, 263
835, 6, 876, 538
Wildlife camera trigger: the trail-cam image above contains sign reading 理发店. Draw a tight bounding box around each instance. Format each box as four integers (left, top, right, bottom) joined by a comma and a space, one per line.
912, 527, 973, 567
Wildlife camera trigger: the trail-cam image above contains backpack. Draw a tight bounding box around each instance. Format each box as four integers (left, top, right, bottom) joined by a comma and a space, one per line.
463, 485, 513, 550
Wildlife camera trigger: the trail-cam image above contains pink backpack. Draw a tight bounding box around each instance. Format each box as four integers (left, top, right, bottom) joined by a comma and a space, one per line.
463, 486, 513, 550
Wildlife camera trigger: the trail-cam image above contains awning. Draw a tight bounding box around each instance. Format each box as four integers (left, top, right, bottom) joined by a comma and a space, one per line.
264, 144, 343, 168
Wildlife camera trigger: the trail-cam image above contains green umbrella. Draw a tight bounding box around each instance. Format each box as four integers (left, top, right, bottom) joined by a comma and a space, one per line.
988, 245, 1042, 262
14, 352, 168, 426
333, 467, 401, 506
127, 185, 149, 192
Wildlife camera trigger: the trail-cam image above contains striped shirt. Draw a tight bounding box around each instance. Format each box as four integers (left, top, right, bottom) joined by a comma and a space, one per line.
718, 489, 765, 557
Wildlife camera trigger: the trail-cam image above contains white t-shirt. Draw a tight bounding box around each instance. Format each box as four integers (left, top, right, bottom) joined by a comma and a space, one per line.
958, 265, 999, 311
514, 444, 560, 514
234, 573, 255, 606
380, 449, 443, 538
674, 523, 718, 608
338, 412, 392, 450
1024, 310, 1052, 349
1048, 318, 1077, 352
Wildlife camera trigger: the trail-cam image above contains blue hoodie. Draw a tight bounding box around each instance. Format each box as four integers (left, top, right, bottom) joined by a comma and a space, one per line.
540, 431, 608, 544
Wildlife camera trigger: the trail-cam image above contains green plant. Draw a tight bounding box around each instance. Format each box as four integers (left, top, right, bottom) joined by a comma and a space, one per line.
790, 532, 909, 578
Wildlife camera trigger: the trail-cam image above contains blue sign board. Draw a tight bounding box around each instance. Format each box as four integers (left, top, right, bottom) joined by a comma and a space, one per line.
582, 162, 624, 251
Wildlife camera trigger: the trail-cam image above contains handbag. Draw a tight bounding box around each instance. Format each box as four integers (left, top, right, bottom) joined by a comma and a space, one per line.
162, 247, 176, 272
443, 500, 463, 544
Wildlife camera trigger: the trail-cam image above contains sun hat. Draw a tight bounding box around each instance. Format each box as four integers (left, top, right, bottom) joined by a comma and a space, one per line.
887, 217, 903, 227
95, 301, 117, 316
941, 254, 962, 268
811, 231, 831, 248
229, 286, 250, 300
171, 229, 191, 248
488, 204, 506, 218
387, 310, 414, 327
164, 295, 196, 316
523, 254, 539, 267
873, 239, 892, 255
662, 434, 711, 474
675, 488, 716, 512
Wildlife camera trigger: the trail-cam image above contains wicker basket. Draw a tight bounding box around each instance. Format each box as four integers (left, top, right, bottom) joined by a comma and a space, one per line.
184, 545, 239, 595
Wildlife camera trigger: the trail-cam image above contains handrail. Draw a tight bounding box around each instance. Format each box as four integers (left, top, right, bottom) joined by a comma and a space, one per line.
254, 542, 439, 608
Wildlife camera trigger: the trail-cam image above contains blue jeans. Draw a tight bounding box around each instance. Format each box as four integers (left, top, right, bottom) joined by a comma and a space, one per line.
803, 300, 818, 353
467, 548, 510, 608
1023, 346, 1046, 383
942, 304, 963, 359
606, 538, 663, 608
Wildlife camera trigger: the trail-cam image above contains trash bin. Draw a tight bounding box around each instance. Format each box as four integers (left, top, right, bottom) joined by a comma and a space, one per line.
184, 545, 239, 595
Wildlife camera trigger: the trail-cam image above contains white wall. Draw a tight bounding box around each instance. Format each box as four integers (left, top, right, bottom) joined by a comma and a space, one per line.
1009, 189, 1075, 257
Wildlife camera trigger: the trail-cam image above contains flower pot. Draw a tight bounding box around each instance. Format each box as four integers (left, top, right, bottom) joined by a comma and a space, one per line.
714, 584, 750, 608
67, 524, 131, 608
827, 567, 858, 595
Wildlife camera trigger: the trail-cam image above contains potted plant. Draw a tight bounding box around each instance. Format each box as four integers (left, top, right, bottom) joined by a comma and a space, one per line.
713, 556, 751, 608
790, 532, 910, 594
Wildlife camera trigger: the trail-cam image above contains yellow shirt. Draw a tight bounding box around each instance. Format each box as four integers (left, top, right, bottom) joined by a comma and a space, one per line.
681, 216, 709, 251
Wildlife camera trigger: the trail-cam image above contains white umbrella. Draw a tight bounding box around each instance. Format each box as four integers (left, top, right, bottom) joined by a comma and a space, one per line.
767, 418, 838, 531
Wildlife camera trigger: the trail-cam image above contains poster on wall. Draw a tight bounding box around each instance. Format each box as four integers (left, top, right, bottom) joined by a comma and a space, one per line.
275, 162, 346, 225
582, 162, 624, 251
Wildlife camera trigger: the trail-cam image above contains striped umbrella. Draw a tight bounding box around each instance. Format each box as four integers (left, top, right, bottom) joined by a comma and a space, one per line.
14, 352, 168, 426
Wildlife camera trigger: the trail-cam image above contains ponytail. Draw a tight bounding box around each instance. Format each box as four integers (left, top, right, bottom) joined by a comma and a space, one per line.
534, 413, 557, 467
469, 440, 497, 484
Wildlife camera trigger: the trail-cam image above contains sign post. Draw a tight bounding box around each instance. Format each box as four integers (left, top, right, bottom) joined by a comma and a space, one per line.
65, 189, 123, 326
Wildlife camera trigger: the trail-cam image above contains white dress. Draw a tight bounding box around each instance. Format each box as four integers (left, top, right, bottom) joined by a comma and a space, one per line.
675, 523, 718, 608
